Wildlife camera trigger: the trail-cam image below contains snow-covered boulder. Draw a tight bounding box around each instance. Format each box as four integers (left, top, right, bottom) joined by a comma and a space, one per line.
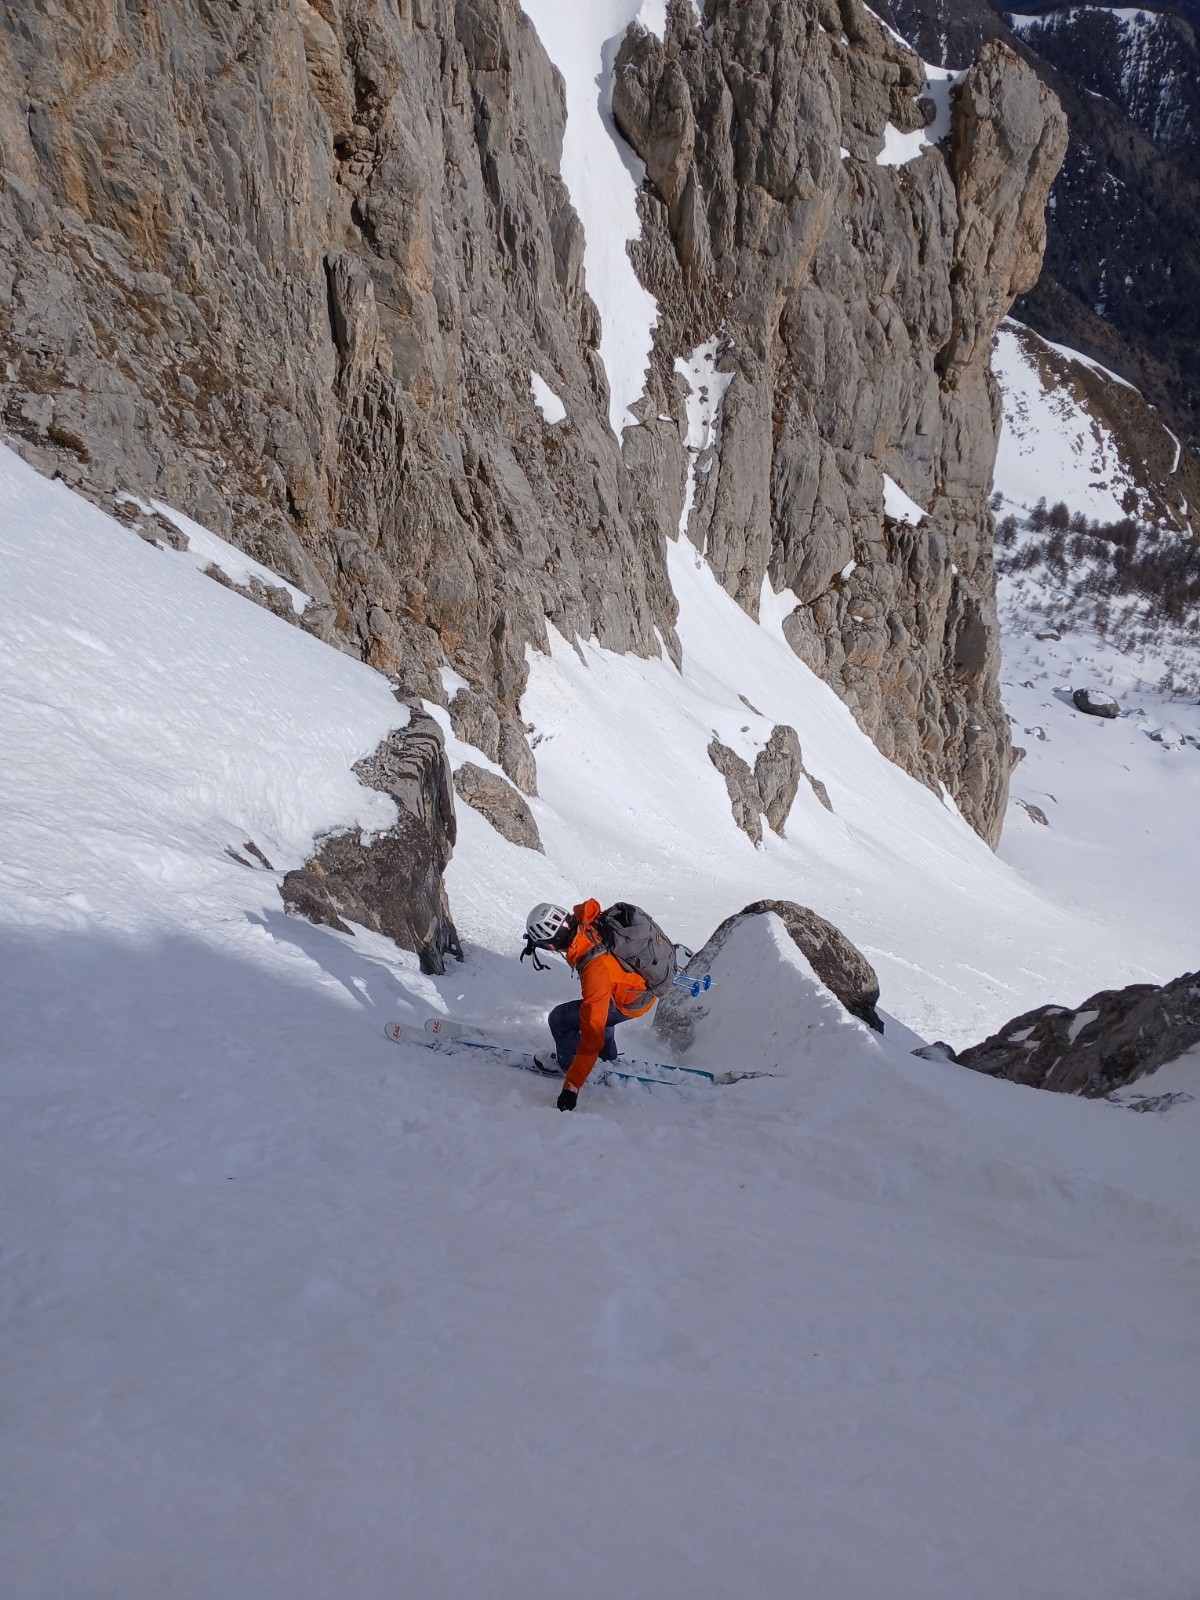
1073, 688, 1121, 718
655, 903, 883, 1068
281, 704, 461, 973
957, 969, 1200, 1096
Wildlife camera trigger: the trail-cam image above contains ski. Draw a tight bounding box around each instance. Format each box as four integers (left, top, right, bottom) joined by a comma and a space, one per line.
383, 1021, 687, 1090
421, 1016, 718, 1084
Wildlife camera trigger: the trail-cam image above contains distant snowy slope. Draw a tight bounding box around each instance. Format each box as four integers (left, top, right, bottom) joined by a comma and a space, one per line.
3, 447, 1200, 1598
993, 317, 1197, 531
993, 319, 1141, 525
990, 318, 1200, 980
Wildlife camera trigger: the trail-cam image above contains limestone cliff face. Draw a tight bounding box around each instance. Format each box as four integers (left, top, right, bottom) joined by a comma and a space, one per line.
0, 0, 675, 795
615, 1, 1065, 840
0, 0, 1063, 841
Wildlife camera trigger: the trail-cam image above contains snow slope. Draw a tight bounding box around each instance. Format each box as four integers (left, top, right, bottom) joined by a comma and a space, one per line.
4, 442, 1199, 1598
520, 0, 664, 436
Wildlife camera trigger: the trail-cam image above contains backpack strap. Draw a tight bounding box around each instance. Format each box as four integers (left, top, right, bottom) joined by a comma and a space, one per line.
571, 923, 606, 972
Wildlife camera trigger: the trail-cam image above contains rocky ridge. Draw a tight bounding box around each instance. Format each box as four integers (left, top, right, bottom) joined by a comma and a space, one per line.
0, 0, 1063, 843
878, 0, 1200, 455
956, 967, 1200, 1096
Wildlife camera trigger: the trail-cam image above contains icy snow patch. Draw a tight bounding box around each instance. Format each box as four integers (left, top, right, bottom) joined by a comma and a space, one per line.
1067, 1008, 1100, 1043
521, 0, 663, 436
530, 371, 567, 425
674, 338, 733, 538
439, 665, 471, 701
883, 474, 928, 525
876, 66, 962, 167
876, 122, 930, 166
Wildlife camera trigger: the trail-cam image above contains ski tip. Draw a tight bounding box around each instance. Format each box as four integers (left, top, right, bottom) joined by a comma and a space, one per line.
384, 1022, 405, 1042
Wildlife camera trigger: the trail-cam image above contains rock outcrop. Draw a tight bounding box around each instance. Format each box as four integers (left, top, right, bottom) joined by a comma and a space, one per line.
709, 721, 830, 842
452, 761, 543, 853
281, 703, 461, 972
0, 0, 1064, 843
878, 0, 1200, 460
656, 897, 883, 1053
957, 969, 1200, 1096
707, 738, 765, 846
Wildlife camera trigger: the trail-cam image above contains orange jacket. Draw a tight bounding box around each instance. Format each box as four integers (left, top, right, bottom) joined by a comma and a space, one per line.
562, 899, 655, 1093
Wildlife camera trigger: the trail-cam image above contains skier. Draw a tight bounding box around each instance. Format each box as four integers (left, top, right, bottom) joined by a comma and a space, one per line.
523, 900, 657, 1111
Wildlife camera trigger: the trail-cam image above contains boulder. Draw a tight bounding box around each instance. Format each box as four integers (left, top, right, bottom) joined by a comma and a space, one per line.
453, 761, 543, 853
712, 722, 832, 842
753, 724, 810, 835
957, 969, 1200, 1096
656, 898, 883, 1055
1073, 688, 1121, 718
740, 900, 883, 1032
708, 738, 763, 845
912, 1041, 959, 1063
281, 702, 462, 973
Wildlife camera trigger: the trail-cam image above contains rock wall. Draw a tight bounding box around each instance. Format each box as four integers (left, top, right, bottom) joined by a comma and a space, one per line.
615, 1, 1065, 841
0, 0, 676, 797
0, 0, 1063, 841
878, 0, 1200, 457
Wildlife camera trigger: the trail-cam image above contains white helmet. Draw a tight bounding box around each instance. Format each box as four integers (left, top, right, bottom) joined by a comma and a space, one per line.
526, 902, 570, 944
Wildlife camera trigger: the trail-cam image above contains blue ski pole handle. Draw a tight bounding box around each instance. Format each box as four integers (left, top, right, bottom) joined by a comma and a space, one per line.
672, 973, 712, 997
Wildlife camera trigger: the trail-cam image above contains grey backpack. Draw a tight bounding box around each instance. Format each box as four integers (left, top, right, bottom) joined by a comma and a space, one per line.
595, 902, 678, 998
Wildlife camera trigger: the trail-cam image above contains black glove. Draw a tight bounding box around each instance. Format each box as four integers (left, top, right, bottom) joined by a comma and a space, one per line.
557, 1086, 578, 1112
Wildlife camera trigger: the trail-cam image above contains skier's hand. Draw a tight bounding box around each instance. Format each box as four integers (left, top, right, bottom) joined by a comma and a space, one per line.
557, 1086, 578, 1112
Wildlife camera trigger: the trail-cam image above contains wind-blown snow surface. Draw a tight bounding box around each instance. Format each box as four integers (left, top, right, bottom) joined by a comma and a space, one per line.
3, 442, 1199, 1598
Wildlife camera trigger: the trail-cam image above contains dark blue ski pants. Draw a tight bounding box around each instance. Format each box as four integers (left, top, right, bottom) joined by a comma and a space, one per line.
548, 999, 626, 1071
